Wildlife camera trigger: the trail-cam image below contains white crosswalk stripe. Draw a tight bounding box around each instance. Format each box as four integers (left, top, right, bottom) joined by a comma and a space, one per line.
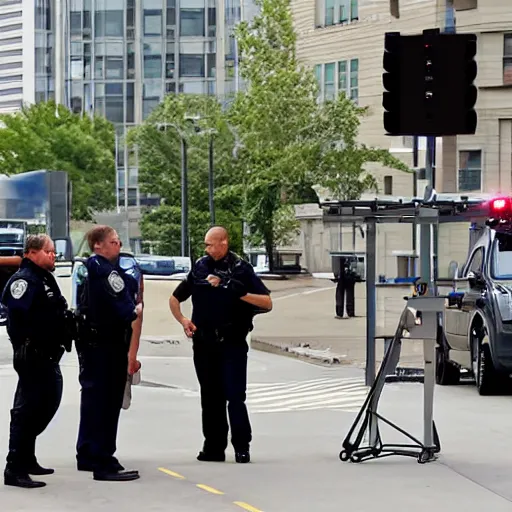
246, 376, 369, 414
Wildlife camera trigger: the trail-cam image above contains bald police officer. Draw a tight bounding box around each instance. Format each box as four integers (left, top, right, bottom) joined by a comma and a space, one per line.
75, 225, 142, 482
3, 234, 73, 489
170, 227, 272, 463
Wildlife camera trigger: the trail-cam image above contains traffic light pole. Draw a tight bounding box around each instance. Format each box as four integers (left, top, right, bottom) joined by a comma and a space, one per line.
419, 1, 457, 292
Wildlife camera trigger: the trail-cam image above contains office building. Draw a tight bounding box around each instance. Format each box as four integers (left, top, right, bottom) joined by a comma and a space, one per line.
0, 0, 54, 113
290, 0, 512, 277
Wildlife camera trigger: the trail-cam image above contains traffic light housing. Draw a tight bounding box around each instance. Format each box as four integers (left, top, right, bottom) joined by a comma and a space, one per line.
382, 29, 478, 137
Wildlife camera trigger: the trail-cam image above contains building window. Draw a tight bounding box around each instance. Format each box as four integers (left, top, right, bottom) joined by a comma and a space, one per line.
180, 8, 205, 37
384, 176, 393, 195
458, 150, 482, 192
322, 0, 358, 26
144, 10, 162, 36
349, 58, 358, 102
314, 59, 359, 104
504, 34, 512, 85
179, 54, 204, 77
324, 62, 335, 100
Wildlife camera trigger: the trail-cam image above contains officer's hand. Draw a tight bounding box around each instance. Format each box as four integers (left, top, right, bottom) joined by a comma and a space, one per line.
135, 303, 143, 317
228, 278, 247, 298
206, 275, 221, 287
128, 357, 141, 375
181, 318, 197, 338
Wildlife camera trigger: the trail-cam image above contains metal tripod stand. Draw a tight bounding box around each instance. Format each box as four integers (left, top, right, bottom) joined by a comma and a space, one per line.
339, 296, 444, 464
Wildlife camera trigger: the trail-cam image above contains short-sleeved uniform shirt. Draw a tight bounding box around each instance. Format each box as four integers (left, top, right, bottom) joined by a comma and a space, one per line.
1, 258, 68, 347
173, 252, 270, 332
80, 254, 137, 332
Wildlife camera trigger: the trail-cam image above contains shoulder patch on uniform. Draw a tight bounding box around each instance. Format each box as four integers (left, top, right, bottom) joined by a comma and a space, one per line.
108, 271, 125, 293
10, 279, 28, 299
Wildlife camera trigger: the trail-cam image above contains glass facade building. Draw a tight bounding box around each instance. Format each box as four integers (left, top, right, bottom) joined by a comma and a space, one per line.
62, 0, 255, 210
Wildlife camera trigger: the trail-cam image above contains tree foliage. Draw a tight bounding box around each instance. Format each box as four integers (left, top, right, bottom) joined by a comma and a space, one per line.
0, 101, 115, 220
226, 0, 410, 270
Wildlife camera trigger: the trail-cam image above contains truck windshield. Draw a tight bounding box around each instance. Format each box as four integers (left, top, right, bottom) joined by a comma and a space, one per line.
491, 233, 512, 279
0, 234, 22, 244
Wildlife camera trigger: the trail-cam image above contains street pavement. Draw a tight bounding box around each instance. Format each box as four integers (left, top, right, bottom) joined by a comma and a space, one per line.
0, 276, 512, 510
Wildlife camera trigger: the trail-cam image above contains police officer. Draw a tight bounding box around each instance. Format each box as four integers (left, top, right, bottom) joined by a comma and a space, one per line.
3, 234, 74, 489
170, 226, 272, 463
335, 257, 357, 318
75, 225, 142, 482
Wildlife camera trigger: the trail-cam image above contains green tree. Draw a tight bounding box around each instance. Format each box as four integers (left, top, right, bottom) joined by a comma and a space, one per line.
128, 94, 244, 257
227, 0, 410, 271
0, 101, 115, 220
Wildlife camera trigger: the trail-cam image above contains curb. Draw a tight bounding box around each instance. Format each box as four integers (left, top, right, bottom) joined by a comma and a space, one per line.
250, 337, 352, 366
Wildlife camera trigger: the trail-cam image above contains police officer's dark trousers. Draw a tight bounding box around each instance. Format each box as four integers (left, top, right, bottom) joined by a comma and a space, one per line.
6, 344, 63, 471
192, 328, 252, 454
76, 333, 128, 470
335, 279, 355, 317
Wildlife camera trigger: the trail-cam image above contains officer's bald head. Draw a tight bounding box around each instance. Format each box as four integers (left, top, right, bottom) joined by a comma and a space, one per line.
204, 226, 229, 260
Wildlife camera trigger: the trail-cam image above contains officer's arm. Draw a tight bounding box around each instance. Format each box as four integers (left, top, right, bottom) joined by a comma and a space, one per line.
4, 279, 39, 340
98, 269, 138, 324
238, 268, 272, 311
169, 277, 192, 325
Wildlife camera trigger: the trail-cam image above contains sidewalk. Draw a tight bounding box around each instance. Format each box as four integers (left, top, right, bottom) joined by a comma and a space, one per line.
250, 278, 426, 368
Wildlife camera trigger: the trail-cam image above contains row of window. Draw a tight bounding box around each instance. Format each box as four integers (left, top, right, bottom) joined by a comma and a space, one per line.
68, 79, 217, 122
317, 0, 358, 27
379, 150, 481, 195
314, 59, 359, 103
69, 6, 215, 40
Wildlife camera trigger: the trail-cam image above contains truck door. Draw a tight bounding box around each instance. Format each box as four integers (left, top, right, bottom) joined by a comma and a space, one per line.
457, 247, 485, 349
444, 247, 484, 351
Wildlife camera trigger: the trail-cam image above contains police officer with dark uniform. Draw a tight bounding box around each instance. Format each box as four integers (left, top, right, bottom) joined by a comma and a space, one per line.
335, 257, 358, 318
170, 226, 272, 463
75, 225, 142, 482
2, 234, 74, 489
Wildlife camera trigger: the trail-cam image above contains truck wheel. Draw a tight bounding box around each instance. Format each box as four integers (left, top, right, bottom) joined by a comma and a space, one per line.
436, 346, 460, 385
472, 327, 499, 396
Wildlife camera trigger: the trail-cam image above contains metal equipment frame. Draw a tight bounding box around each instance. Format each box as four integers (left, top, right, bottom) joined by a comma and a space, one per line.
320, 194, 491, 464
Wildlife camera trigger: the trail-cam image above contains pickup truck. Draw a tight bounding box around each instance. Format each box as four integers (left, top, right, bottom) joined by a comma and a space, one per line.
437, 207, 512, 395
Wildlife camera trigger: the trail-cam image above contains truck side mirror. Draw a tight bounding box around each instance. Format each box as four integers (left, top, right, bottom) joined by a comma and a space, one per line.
467, 271, 484, 288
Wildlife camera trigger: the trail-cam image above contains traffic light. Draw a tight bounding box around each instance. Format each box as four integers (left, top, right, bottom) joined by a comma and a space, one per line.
382, 29, 478, 137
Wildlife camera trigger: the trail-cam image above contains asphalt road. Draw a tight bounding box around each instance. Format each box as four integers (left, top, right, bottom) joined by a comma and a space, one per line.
1, 277, 512, 510
1, 338, 512, 511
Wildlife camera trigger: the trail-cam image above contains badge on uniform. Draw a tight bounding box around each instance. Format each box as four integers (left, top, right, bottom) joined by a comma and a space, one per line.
10, 279, 28, 299
108, 271, 125, 293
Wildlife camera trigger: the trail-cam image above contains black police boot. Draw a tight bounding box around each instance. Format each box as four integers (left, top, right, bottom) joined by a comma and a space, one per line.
93, 469, 140, 482
27, 462, 54, 476
197, 451, 225, 462
77, 458, 125, 472
4, 467, 46, 489
235, 451, 250, 464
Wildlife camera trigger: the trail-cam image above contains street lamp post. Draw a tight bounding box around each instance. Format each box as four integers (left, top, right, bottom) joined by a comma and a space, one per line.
208, 134, 215, 226
156, 122, 189, 258
180, 136, 188, 258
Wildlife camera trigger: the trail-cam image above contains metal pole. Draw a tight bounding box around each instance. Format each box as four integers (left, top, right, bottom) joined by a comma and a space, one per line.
181, 137, 188, 258
365, 220, 377, 387
420, 137, 434, 292
208, 135, 215, 225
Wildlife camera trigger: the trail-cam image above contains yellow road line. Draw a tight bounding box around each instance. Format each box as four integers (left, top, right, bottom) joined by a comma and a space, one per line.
196, 484, 225, 495
233, 502, 263, 512
158, 467, 186, 480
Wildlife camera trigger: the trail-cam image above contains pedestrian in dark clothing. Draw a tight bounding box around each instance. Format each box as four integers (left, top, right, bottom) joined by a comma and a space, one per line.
335, 258, 357, 318
170, 226, 272, 464
75, 225, 142, 482
3, 234, 74, 489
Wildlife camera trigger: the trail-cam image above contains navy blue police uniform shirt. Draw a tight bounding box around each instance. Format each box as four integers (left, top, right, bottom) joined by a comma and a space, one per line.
173, 252, 270, 332
1, 258, 68, 345
84, 254, 137, 331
